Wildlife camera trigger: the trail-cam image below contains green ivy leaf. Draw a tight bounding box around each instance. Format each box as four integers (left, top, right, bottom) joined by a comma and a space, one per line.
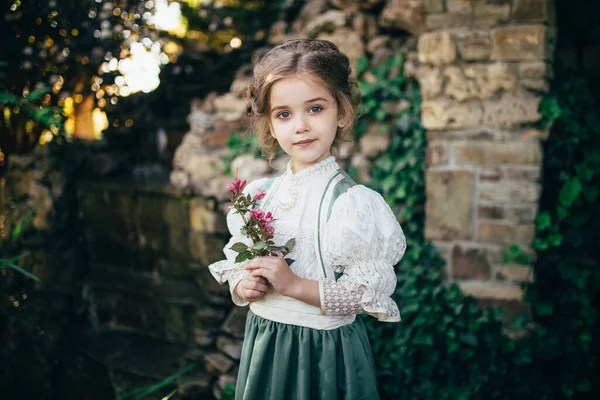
559, 177, 582, 207
536, 211, 552, 231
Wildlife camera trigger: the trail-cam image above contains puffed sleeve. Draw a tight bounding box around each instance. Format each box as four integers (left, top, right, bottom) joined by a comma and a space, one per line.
319, 185, 406, 321
208, 178, 268, 306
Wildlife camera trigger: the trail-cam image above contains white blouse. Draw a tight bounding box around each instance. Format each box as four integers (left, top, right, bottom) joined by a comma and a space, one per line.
208, 156, 406, 330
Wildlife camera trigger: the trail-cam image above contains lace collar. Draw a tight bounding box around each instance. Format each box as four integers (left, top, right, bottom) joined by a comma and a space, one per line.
286, 156, 339, 186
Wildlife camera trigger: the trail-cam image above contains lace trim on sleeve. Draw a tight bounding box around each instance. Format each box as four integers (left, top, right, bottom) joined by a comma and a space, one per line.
320, 280, 364, 315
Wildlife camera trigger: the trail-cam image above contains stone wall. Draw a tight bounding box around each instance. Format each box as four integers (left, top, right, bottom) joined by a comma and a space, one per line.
78, 181, 245, 399
408, 0, 555, 307
170, 0, 556, 310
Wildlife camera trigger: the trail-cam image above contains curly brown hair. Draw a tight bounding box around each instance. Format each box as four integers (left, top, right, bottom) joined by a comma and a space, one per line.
246, 39, 361, 160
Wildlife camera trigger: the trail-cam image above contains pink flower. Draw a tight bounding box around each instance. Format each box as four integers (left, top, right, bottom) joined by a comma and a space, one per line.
236, 178, 247, 192
264, 224, 275, 235
249, 209, 264, 221
226, 183, 236, 193
253, 190, 266, 201
263, 211, 274, 223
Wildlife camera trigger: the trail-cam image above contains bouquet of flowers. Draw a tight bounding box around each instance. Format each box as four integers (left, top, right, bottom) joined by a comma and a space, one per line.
227, 178, 295, 265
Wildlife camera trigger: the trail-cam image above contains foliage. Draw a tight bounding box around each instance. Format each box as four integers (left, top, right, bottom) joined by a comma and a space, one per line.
222, 132, 262, 174
0, 207, 40, 283
358, 49, 599, 398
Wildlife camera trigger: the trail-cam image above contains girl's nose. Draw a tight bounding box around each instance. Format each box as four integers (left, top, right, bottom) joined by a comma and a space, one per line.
294, 115, 309, 133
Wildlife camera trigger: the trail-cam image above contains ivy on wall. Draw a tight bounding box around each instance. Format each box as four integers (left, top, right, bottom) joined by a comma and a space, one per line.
357, 51, 599, 398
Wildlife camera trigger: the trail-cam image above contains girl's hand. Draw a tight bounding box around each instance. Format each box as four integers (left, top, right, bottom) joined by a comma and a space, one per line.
235, 271, 271, 302
245, 256, 299, 297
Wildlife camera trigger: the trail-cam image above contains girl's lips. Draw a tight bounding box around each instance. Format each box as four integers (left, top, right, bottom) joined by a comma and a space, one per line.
294, 139, 315, 147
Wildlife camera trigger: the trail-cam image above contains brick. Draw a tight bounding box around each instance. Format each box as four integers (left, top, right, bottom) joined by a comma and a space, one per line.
204, 352, 233, 374
379, 0, 425, 35
478, 222, 535, 245
446, 0, 473, 13
492, 25, 548, 61
454, 142, 541, 166
478, 181, 540, 204
482, 90, 542, 129
425, 12, 472, 30
451, 245, 492, 280
426, 142, 449, 166
473, 4, 510, 27
425, 171, 475, 240
512, 0, 550, 23
479, 168, 502, 182
416, 66, 444, 100
444, 63, 517, 101
458, 281, 523, 301
418, 32, 457, 66
518, 61, 552, 79
503, 167, 541, 181
506, 205, 538, 223
453, 29, 491, 60
479, 204, 504, 219
422, 99, 483, 130
495, 265, 534, 283
424, 0, 444, 12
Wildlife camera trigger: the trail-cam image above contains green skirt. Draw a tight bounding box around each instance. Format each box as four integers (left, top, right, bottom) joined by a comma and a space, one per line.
235, 311, 380, 400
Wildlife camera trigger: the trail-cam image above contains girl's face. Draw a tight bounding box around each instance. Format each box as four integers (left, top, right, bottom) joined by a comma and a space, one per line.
269, 75, 341, 173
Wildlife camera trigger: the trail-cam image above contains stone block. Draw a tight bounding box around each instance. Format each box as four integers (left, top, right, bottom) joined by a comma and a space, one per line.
424, 0, 444, 12
491, 25, 548, 60
521, 79, 550, 92
453, 29, 491, 60
444, 63, 517, 101
479, 204, 504, 220
478, 180, 540, 204
518, 61, 552, 79
425, 171, 475, 240
317, 28, 365, 75
503, 166, 541, 181
426, 142, 449, 166
188, 232, 228, 265
194, 327, 217, 347
453, 141, 541, 166
446, 0, 473, 13
478, 222, 535, 245
495, 264, 534, 283
425, 13, 472, 31
303, 10, 347, 37
190, 199, 227, 234
506, 205, 538, 223
379, 0, 425, 35
473, 4, 510, 27
221, 306, 249, 338
217, 336, 243, 360
512, 0, 550, 23
422, 99, 483, 130
204, 352, 233, 374
458, 281, 523, 301
360, 124, 391, 158
482, 90, 542, 129
479, 168, 502, 182
416, 66, 444, 100
418, 32, 457, 66
451, 245, 492, 280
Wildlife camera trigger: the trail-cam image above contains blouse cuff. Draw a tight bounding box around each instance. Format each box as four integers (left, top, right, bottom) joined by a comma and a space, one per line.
319, 279, 365, 316
208, 259, 249, 307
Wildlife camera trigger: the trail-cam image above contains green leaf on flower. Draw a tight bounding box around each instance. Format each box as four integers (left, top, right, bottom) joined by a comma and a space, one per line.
230, 242, 249, 252
285, 238, 296, 251
235, 251, 251, 263
284, 258, 295, 266
252, 241, 267, 250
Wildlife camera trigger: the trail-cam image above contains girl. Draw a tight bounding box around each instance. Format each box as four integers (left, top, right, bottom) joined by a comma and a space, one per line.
209, 39, 406, 400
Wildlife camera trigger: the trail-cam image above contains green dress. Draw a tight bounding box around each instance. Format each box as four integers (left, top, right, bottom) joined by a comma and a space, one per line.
208, 157, 406, 400
235, 311, 379, 400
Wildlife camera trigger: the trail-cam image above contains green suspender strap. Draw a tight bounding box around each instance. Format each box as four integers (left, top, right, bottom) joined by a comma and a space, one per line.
315, 169, 357, 280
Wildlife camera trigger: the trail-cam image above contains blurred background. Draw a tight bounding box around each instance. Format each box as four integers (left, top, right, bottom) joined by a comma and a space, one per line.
1, 0, 599, 399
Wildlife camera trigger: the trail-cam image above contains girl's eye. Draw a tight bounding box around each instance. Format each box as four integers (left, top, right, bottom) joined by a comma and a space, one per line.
309, 106, 323, 113
277, 111, 291, 119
